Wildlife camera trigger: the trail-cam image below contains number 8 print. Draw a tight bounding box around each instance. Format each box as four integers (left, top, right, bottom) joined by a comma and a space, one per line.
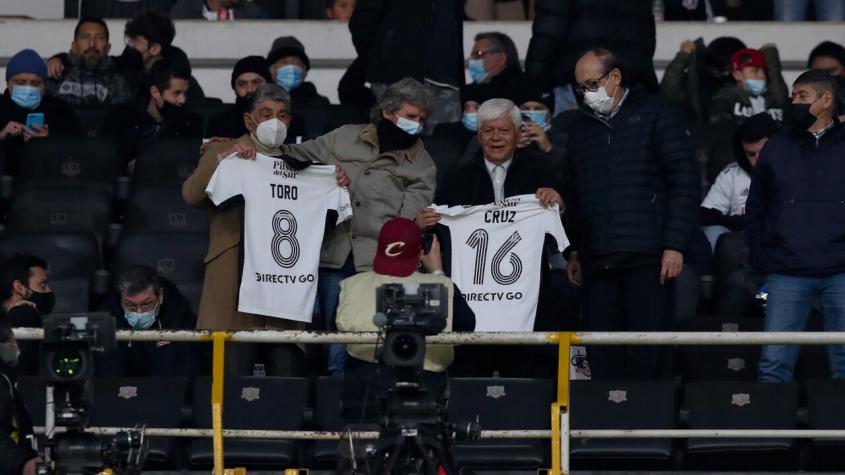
271, 210, 300, 268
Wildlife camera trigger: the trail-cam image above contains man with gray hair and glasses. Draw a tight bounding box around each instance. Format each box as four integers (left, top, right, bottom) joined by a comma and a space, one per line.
96, 265, 200, 377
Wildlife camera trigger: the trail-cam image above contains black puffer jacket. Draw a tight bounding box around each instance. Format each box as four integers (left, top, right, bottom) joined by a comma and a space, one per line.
525, 0, 657, 90
349, 0, 464, 86
563, 87, 700, 261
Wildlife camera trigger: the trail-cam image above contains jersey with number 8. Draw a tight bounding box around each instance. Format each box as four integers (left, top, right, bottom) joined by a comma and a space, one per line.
433, 195, 569, 331
206, 154, 352, 322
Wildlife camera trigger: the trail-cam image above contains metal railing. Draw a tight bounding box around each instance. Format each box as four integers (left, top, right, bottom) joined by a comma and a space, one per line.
14, 328, 845, 475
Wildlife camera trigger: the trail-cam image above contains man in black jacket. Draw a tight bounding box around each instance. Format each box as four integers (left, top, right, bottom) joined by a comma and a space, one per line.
746, 70, 845, 382
0, 320, 40, 475
421, 98, 570, 377
0, 49, 79, 176
96, 265, 201, 378
525, 0, 657, 114
349, 0, 464, 131
564, 48, 699, 380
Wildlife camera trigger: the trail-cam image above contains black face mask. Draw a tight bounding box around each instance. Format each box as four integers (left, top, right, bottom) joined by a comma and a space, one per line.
27, 288, 55, 315
787, 102, 818, 130
159, 101, 183, 119
235, 94, 250, 110
376, 118, 417, 153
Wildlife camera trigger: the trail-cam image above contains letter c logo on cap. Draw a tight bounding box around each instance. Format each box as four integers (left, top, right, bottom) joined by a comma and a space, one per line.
385, 242, 405, 257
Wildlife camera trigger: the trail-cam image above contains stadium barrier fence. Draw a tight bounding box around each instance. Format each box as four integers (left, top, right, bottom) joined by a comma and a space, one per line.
14, 328, 845, 475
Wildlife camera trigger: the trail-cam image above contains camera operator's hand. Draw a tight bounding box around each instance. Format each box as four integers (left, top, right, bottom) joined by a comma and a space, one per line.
23, 457, 42, 475
420, 234, 443, 274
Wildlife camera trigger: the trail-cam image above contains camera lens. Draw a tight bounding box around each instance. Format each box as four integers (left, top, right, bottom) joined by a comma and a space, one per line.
392, 334, 419, 362
50, 348, 85, 380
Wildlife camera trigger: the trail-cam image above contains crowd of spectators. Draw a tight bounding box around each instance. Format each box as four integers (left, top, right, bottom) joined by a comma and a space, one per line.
0, 0, 844, 399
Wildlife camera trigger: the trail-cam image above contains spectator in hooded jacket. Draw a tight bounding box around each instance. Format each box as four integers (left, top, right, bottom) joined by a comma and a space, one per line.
747, 70, 845, 382
267, 36, 330, 107
661, 36, 746, 123
45, 18, 134, 106
563, 48, 699, 380
709, 46, 789, 125
0, 49, 79, 176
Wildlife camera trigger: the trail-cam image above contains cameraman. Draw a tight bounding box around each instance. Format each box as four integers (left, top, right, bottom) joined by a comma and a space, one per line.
337, 218, 475, 422
0, 320, 40, 475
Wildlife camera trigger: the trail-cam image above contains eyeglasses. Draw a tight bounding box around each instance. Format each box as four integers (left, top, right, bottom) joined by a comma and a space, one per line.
575, 71, 611, 95
470, 50, 499, 60
122, 298, 158, 314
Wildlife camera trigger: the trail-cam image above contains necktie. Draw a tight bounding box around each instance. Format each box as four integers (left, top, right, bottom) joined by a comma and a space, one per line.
493, 165, 505, 203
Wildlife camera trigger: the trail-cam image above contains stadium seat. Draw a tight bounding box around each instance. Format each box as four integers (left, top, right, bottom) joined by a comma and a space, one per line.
0, 231, 103, 312
73, 104, 114, 137
570, 381, 677, 470
294, 105, 369, 139
679, 315, 764, 332
90, 377, 191, 469
684, 381, 799, 471
188, 376, 310, 468
422, 136, 463, 191
18, 137, 123, 188
805, 379, 845, 471
7, 183, 113, 241
132, 138, 202, 187
124, 186, 209, 233
312, 376, 346, 465
679, 346, 759, 382
448, 378, 552, 470
113, 231, 207, 312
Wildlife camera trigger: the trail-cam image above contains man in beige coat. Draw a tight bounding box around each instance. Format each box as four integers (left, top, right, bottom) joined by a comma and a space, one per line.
182, 84, 348, 375
279, 77, 437, 373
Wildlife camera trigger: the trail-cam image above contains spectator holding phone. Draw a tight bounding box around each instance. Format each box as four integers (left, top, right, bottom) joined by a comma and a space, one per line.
0, 49, 78, 175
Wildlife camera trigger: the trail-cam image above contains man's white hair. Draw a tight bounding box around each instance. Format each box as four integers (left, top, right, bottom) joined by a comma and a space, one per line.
477, 98, 522, 130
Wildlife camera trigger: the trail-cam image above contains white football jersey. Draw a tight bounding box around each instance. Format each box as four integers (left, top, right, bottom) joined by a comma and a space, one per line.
433, 194, 569, 331
701, 162, 751, 216
206, 153, 352, 322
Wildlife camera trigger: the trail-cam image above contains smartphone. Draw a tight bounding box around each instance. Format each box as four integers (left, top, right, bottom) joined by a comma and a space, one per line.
25, 113, 44, 130
520, 112, 532, 124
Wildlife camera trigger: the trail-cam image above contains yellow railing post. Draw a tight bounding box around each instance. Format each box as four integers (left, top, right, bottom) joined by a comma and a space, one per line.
549, 332, 571, 475
212, 331, 229, 475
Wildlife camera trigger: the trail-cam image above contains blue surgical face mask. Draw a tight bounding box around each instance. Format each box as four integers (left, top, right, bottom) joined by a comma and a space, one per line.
468, 59, 487, 83
521, 109, 549, 129
744, 78, 767, 96
275, 65, 304, 91
462, 112, 478, 132
125, 308, 157, 330
395, 116, 422, 136
11, 85, 42, 110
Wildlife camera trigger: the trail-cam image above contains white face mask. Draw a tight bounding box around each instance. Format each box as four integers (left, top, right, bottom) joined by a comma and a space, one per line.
252, 117, 288, 148
583, 79, 619, 116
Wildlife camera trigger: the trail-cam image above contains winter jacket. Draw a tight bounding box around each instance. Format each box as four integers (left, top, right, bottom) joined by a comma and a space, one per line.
46, 54, 134, 106
0, 91, 79, 176
563, 87, 700, 264
709, 47, 789, 125
525, 0, 657, 91
349, 0, 464, 87
0, 367, 36, 475
746, 121, 845, 276
96, 277, 202, 377
288, 82, 330, 107
98, 96, 203, 163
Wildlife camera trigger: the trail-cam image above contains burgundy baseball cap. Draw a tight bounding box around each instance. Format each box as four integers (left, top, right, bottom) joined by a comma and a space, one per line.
731, 48, 767, 72
373, 218, 422, 277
